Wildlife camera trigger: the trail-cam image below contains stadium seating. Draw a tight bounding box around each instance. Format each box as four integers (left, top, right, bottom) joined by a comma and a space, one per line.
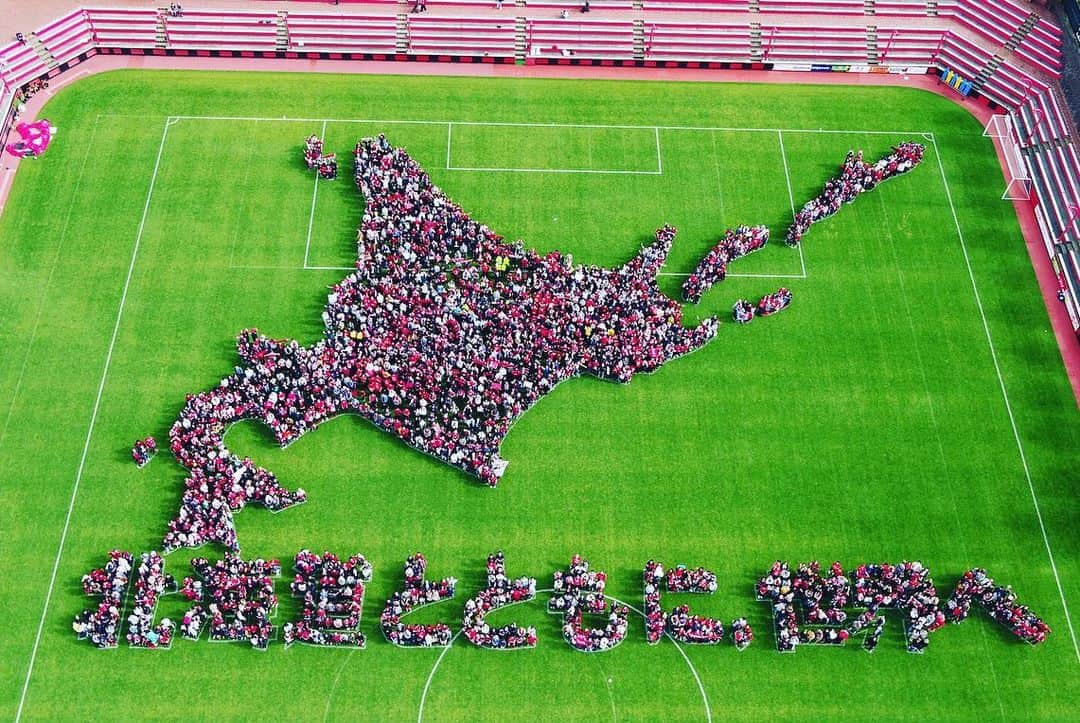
874, 1, 935, 18
163, 11, 280, 51
408, 16, 516, 57
0, 41, 52, 91
874, 27, 945, 66
286, 14, 397, 54
757, 0, 866, 15
759, 24, 867, 62
644, 22, 751, 62
86, 8, 159, 49
527, 19, 634, 60
34, 10, 95, 66
642, 0, 749, 12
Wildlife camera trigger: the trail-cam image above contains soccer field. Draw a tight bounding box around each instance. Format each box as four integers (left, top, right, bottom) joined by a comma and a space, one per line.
1, 69, 1078, 721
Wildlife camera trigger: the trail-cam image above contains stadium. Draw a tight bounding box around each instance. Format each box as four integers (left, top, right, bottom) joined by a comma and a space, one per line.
1, 0, 1078, 720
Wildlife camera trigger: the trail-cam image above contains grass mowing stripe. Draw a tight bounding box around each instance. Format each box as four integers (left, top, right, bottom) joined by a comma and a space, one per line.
0, 119, 101, 452
931, 133, 1080, 664
875, 180, 1008, 720
15, 117, 173, 722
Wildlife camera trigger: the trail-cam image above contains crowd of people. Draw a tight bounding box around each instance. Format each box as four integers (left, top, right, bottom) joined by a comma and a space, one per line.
756, 560, 849, 652
131, 436, 157, 467
563, 603, 630, 652
945, 568, 1050, 644
304, 134, 337, 180
667, 565, 718, 594
180, 555, 280, 649
757, 560, 943, 653
381, 553, 456, 647
732, 299, 755, 324
462, 552, 538, 649
731, 617, 753, 651
681, 225, 769, 304
550, 554, 607, 616
160, 134, 720, 552
126, 552, 177, 648
550, 555, 627, 652
667, 605, 725, 645
785, 143, 926, 247
283, 550, 372, 647
644, 560, 743, 647
851, 561, 944, 653
643, 560, 666, 644
756, 287, 792, 317
161, 328, 311, 552
73, 550, 132, 648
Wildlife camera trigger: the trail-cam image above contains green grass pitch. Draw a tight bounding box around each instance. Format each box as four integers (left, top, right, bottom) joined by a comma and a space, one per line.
1, 69, 1078, 721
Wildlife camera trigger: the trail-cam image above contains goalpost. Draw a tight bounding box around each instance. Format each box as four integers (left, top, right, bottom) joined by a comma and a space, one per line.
983, 114, 1032, 201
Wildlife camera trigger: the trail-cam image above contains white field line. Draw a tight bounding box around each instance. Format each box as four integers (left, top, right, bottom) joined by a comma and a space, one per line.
15, 117, 175, 722
445, 166, 662, 175
657, 271, 806, 279
169, 114, 930, 137
654, 126, 663, 175
302, 119, 328, 269
931, 133, 1079, 665
0, 120, 101, 453
218, 116, 807, 277
445, 121, 452, 169
776, 129, 807, 278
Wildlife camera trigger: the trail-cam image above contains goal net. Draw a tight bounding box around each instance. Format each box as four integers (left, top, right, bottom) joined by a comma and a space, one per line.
983, 114, 1032, 201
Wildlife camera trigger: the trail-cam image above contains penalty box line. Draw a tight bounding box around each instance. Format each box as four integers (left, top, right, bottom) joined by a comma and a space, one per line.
210, 115, 829, 278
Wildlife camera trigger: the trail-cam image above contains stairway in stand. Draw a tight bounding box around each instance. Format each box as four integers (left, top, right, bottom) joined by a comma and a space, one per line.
27, 33, 58, 71
867, 25, 879, 65
633, 19, 645, 61
515, 17, 528, 62
396, 12, 409, 53
276, 11, 289, 52
155, 9, 168, 48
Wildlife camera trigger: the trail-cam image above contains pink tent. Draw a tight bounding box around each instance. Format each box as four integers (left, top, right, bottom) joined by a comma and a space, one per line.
5, 119, 56, 159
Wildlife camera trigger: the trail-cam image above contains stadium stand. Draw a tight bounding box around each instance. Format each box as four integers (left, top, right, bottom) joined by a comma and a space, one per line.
527, 19, 634, 60
286, 13, 397, 54
86, 8, 159, 49
0, 1, 1075, 333
644, 22, 751, 63
408, 16, 516, 57
34, 10, 95, 66
759, 25, 868, 63
162, 10, 280, 51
